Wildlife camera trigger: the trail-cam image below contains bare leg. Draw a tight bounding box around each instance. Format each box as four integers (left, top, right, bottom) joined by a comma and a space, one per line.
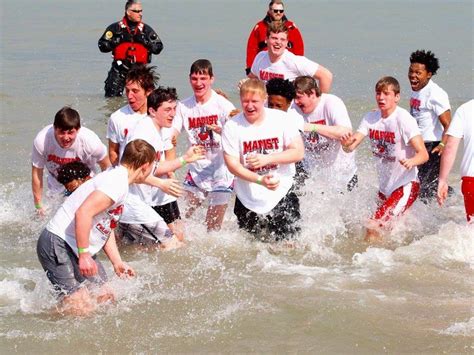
184, 191, 202, 219
206, 204, 228, 231
58, 287, 96, 317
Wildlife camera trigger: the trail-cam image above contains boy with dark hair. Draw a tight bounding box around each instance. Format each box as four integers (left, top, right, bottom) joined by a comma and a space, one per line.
107, 64, 159, 166
408, 50, 451, 200
126, 86, 206, 238
32, 107, 110, 216
57, 161, 91, 195
266, 77, 295, 111
173, 59, 236, 231
37, 139, 155, 316
342, 77, 429, 243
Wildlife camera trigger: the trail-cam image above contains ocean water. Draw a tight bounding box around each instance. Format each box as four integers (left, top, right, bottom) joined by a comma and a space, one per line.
0, 0, 473, 353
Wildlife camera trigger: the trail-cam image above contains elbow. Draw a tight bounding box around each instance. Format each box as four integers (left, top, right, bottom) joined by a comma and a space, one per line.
421, 151, 429, 164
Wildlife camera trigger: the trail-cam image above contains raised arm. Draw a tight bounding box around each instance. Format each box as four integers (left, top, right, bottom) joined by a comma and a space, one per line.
313, 65, 333, 94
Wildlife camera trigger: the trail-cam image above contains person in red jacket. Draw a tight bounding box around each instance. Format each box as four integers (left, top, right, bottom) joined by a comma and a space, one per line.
245, 0, 304, 75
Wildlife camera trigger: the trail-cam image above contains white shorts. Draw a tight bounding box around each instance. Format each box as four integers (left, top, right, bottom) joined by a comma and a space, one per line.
183, 173, 233, 206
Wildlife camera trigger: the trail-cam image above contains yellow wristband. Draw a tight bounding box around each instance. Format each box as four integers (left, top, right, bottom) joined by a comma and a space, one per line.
438, 142, 445, 147
256, 176, 263, 185
311, 124, 318, 133
78, 247, 89, 254
179, 156, 187, 167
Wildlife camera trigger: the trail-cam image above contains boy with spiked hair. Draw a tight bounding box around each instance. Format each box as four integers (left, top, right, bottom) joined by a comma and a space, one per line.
408, 49, 451, 200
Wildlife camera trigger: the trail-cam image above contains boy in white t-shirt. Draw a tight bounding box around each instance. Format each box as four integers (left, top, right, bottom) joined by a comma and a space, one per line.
107, 64, 159, 165
408, 50, 452, 200
438, 100, 474, 222
31, 107, 111, 216
222, 79, 304, 241
36, 140, 155, 316
289, 75, 358, 191
173, 59, 236, 231
126, 86, 206, 239
341, 77, 428, 243
248, 22, 332, 93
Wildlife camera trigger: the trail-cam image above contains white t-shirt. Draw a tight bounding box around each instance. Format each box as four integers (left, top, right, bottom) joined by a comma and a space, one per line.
409, 80, 451, 142
357, 106, 421, 196
106, 104, 147, 159
174, 90, 235, 191
127, 116, 176, 207
222, 108, 299, 214
446, 100, 474, 177
46, 165, 129, 256
288, 94, 357, 187
31, 125, 107, 193
251, 50, 319, 83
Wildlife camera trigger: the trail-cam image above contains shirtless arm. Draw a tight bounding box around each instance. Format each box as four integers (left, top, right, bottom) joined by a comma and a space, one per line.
303, 122, 351, 140
437, 135, 460, 206
341, 132, 365, 152
108, 140, 120, 166
31, 166, 46, 215
313, 65, 333, 93
432, 109, 452, 155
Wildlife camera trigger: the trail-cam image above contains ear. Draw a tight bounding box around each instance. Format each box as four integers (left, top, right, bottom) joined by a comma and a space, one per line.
148, 107, 156, 117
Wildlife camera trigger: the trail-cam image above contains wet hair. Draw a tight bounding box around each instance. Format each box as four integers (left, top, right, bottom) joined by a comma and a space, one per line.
56, 161, 91, 185
147, 86, 178, 110
240, 78, 267, 98
409, 50, 440, 75
266, 78, 295, 102
125, 0, 141, 11
120, 139, 156, 170
189, 59, 213, 77
53, 106, 81, 131
293, 76, 321, 97
126, 64, 159, 93
267, 22, 288, 37
375, 76, 401, 95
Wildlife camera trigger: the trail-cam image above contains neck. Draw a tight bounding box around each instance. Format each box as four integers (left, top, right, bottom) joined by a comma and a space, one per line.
268, 51, 283, 63
381, 106, 396, 118
195, 90, 212, 104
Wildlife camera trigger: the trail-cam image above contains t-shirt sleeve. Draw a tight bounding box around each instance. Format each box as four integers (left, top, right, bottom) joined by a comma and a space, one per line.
282, 115, 300, 147
428, 89, 451, 117
106, 116, 118, 142
84, 129, 108, 161
287, 108, 304, 131
31, 134, 46, 168
357, 114, 370, 136
97, 172, 127, 204
400, 113, 421, 144
173, 104, 184, 133
446, 106, 464, 139
221, 121, 240, 158
250, 52, 262, 77
329, 97, 352, 128
294, 55, 319, 77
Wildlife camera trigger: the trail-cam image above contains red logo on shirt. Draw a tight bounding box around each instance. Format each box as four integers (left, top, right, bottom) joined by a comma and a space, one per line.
188, 115, 218, 129
259, 70, 284, 81
410, 98, 421, 111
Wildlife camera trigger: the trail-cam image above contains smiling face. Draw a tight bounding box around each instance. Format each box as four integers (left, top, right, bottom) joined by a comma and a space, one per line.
189, 71, 214, 102
149, 100, 177, 129
294, 90, 318, 114
54, 128, 79, 149
125, 80, 150, 114
376, 85, 400, 117
408, 62, 432, 92
267, 31, 288, 60
241, 91, 266, 124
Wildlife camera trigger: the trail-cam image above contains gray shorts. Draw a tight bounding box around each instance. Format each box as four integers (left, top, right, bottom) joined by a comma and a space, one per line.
116, 221, 173, 246
36, 229, 107, 297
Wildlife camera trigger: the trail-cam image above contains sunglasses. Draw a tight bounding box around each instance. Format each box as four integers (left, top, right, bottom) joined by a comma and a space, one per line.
272, 9, 284, 14
130, 9, 143, 13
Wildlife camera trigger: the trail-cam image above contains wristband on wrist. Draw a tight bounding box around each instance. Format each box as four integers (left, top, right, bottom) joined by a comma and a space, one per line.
438, 142, 445, 147
35, 203, 42, 209
179, 156, 187, 168
311, 124, 318, 133
256, 176, 263, 185
78, 247, 89, 254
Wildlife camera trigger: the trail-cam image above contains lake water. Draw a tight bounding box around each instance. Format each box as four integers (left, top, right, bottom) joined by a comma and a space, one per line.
0, 0, 473, 353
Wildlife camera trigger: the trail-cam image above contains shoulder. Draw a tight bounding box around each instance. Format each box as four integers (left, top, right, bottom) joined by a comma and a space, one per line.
142, 22, 157, 33
35, 124, 53, 140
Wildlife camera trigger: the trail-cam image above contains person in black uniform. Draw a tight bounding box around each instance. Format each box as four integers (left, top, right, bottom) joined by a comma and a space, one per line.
98, 0, 163, 97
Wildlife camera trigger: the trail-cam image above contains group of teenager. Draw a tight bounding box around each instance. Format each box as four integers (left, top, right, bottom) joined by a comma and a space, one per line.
32, 0, 473, 315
